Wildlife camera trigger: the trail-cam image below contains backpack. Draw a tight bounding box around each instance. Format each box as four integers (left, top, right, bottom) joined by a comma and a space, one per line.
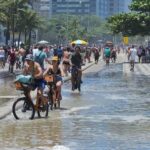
15, 75, 33, 84
104, 48, 111, 57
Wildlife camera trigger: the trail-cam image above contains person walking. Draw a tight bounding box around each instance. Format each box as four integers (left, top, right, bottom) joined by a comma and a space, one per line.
94, 48, 100, 64
8, 46, 16, 73
34, 46, 49, 70
129, 45, 137, 71
137, 46, 143, 63
104, 46, 111, 66
0, 47, 5, 68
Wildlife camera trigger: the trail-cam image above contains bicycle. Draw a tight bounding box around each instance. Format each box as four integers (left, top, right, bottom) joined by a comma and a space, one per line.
12, 81, 49, 120
71, 66, 81, 92
44, 74, 60, 110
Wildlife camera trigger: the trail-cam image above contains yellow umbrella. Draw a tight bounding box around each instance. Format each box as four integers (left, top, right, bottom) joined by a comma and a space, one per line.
71, 39, 88, 45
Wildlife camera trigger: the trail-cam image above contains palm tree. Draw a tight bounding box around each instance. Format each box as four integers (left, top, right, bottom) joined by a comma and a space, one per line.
20, 9, 43, 48
0, 0, 29, 45
0, 0, 12, 44
0, 0, 43, 47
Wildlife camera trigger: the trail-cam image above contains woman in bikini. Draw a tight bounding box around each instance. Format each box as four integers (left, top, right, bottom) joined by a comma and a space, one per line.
43, 56, 63, 101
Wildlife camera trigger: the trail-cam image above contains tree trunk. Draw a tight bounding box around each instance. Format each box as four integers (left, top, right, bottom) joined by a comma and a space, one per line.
28, 29, 32, 49
18, 31, 21, 49
5, 23, 10, 45
12, 14, 15, 46
24, 29, 27, 44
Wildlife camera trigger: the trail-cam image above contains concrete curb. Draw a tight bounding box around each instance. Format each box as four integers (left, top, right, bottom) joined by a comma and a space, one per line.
0, 62, 95, 119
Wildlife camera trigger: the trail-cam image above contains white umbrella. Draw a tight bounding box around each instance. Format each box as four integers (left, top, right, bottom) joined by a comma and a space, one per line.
37, 40, 49, 44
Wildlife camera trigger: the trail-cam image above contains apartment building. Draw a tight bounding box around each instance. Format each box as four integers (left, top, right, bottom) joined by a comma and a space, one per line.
31, 0, 132, 20
96, 0, 131, 19
32, 0, 52, 19
52, 0, 96, 15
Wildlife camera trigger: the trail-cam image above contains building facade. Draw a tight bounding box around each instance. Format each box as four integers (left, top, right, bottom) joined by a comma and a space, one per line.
124, 0, 132, 12
31, 0, 132, 20
96, 0, 131, 20
96, 0, 109, 20
108, 0, 125, 16
32, 0, 52, 19
52, 0, 96, 16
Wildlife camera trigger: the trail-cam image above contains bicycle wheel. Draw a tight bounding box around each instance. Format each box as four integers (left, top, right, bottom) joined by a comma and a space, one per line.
12, 97, 35, 120
49, 94, 54, 110
37, 98, 49, 118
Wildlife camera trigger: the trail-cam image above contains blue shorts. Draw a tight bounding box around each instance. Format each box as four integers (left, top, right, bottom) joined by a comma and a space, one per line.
33, 79, 46, 90
56, 75, 63, 82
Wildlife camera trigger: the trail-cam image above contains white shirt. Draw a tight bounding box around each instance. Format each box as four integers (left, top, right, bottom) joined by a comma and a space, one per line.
49, 48, 54, 59
32, 48, 38, 57
130, 48, 137, 61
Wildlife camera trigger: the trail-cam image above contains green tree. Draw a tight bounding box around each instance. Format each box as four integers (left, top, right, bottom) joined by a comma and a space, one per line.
21, 9, 43, 48
0, 0, 43, 46
38, 14, 107, 44
107, 0, 150, 36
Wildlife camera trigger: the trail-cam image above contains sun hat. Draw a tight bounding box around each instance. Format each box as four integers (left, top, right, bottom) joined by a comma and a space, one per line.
52, 56, 59, 61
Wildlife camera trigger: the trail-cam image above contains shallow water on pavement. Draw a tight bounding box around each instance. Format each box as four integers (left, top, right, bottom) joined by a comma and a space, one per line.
1, 64, 150, 150
0, 77, 19, 105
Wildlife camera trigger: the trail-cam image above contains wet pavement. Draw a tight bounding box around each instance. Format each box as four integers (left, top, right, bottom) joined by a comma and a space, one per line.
0, 56, 150, 149
0, 77, 19, 105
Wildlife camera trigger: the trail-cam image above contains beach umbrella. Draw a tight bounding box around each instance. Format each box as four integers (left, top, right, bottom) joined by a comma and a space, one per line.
37, 40, 49, 44
71, 39, 88, 45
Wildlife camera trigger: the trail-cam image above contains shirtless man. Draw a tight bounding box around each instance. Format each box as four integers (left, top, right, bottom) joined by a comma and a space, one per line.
23, 54, 45, 103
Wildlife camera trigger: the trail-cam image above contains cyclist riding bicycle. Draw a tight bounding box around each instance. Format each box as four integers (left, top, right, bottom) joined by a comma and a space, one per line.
71, 46, 83, 91
23, 54, 45, 107
43, 56, 63, 101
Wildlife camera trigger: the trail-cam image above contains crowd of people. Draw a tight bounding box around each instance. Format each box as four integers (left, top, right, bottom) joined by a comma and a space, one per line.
1, 43, 149, 74
0, 43, 103, 105
0, 42, 149, 101
0, 44, 102, 74
1, 42, 149, 113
